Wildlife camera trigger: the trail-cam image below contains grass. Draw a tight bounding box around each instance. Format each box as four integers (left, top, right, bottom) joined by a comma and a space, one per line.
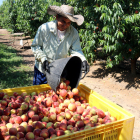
0, 43, 33, 90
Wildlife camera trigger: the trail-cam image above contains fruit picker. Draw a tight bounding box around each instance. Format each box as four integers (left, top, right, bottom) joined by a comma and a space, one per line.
31, 5, 90, 85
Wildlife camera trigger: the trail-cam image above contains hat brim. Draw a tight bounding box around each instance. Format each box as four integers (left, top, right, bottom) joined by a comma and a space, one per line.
47, 6, 84, 26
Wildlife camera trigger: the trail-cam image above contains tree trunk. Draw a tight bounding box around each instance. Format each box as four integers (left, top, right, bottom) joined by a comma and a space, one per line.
131, 58, 137, 75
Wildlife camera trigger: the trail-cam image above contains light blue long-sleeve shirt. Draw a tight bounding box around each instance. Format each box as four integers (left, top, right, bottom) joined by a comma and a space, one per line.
31, 20, 86, 73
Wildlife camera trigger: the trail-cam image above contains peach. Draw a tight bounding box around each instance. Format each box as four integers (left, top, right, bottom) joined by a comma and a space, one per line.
52, 102, 59, 108
68, 103, 76, 111
64, 130, 71, 134
17, 126, 26, 133
41, 108, 49, 117
0, 92, 5, 99
34, 121, 44, 129
52, 94, 59, 102
33, 128, 41, 136
1, 115, 9, 122
105, 111, 111, 117
49, 107, 56, 113
27, 110, 35, 118
14, 116, 22, 124
110, 116, 117, 122
25, 125, 34, 133
65, 111, 72, 120
89, 108, 96, 116
16, 132, 24, 139
42, 116, 49, 122
76, 106, 84, 115
9, 127, 17, 136
20, 102, 28, 111
81, 104, 86, 109
30, 106, 38, 114
28, 119, 33, 126
90, 115, 98, 123
45, 97, 52, 107
3, 107, 11, 116
54, 122, 60, 129
67, 125, 73, 131
1, 100, 7, 107
64, 99, 71, 107
9, 135, 17, 140
67, 120, 75, 127
67, 91, 73, 99
83, 118, 90, 125
50, 134, 57, 139
75, 101, 81, 107
6, 123, 13, 130
48, 128, 56, 136
86, 122, 94, 127
74, 95, 80, 101
71, 127, 79, 132
48, 112, 56, 122
16, 108, 23, 116
25, 132, 35, 140
59, 82, 67, 89
31, 115, 39, 122
70, 98, 75, 103
40, 129, 49, 139
0, 125, 8, 135
46, 122, 54, 129
59, 89, 68, 98
20, 122, 28, 128
61, 119, 67, 125
13, 92, 19, 97
96, 109, 105, 118
57, 114, 64, 122
84, 125, 92, 130
73, 114, 81, 121
59, 103, 66, 112
72, 88, 79, 95
67, 85, 71, 90
82, 109, 89, 117
98, 118, 104, 124
75, 120, 85, 129
11, 109, 16, 114
55, 107, 61, 114
56, 130, 64, 136
42, 122, 47, 128
21, 114, 29, 122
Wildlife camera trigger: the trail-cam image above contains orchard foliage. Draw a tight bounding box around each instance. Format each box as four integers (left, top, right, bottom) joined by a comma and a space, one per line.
95, 1, 140, 75
0, 0, 60, 37
0, 0, 140, 74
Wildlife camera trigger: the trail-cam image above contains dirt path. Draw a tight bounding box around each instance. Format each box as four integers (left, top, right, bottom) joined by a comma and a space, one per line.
0, 29, 140, 140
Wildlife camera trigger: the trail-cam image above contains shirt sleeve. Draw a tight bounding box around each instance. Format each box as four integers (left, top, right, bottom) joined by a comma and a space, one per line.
69, 30, 86, 62
31, 25, 47, 64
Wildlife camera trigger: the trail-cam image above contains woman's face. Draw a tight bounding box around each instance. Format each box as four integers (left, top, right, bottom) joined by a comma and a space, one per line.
56, 15, 71, 31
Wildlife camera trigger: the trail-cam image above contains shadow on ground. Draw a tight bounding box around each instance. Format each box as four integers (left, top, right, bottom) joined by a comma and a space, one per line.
89, 59, 140, 90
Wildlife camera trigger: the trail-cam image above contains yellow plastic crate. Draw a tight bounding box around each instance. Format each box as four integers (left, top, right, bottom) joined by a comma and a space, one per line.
0, 83, 135, 140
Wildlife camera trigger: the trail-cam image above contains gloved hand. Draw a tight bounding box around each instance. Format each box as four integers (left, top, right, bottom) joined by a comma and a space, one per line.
82, 60, 90, 73
42, 60, 50, 73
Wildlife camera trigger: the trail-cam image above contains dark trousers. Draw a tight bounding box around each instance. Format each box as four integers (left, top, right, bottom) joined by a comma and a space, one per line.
33, 66, 47, 85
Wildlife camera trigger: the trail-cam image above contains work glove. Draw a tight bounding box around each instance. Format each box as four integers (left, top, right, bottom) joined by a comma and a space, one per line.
42, 60, 50, 73
82, 60, 90, 74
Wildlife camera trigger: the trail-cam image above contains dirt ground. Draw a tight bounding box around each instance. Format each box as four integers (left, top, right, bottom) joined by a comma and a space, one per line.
0, 29, 140, 140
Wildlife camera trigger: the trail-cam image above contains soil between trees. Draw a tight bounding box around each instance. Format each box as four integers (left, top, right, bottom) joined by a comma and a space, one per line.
0, 29, 140, 140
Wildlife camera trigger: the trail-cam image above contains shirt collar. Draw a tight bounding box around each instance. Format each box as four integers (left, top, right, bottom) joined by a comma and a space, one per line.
49, 20, 71, 36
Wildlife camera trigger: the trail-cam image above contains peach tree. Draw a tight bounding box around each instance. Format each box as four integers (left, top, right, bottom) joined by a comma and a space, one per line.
15, 0, 59, 37
58, 0, 140, 74
95, 0, 140, 75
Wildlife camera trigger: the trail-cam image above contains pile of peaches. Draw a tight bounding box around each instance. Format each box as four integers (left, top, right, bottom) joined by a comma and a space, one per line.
0, 78, 117, 140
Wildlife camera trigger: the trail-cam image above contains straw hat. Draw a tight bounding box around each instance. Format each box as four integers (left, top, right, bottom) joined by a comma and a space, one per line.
47, 5, 84, 26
